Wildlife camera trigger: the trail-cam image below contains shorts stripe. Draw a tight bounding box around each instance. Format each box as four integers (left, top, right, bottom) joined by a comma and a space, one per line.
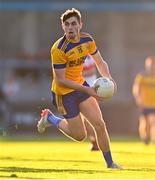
55, 94, 67, 115
53, 64, 66, 69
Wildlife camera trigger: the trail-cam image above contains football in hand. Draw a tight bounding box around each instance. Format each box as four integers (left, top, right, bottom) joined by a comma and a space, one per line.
93, 77, 115, 99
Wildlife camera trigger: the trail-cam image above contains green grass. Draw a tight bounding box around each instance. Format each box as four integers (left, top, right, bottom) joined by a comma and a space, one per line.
1, 136, 155, 179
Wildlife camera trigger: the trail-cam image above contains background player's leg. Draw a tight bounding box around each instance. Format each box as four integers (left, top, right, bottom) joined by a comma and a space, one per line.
83, 118, 99, 150
139, 115, 150, 144
148, 114, 155, 143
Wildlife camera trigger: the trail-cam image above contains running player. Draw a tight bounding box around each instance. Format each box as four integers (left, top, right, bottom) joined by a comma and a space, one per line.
37, 8, 122, 169
133, 56, 155, 144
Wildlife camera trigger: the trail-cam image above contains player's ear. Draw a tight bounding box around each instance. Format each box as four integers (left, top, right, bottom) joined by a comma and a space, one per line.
61, 22, 64, 28
80, 21, 83, 29
61, 22, 65, 31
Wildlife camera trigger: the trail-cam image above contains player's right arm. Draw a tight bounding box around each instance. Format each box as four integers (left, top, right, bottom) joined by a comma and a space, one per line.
55, 68, 103, 100
51, 46, 100, 99
54, 67, 96, 95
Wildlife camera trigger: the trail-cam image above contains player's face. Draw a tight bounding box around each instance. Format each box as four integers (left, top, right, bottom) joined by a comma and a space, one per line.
145, 58, 155, 74
62, 16, 82, 41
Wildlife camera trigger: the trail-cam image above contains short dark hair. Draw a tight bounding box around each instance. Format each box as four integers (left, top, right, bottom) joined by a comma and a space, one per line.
60, 8, 81, 23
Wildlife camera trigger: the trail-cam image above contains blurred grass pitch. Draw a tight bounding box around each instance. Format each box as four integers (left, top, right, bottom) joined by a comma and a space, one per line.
0, 137, 155, 179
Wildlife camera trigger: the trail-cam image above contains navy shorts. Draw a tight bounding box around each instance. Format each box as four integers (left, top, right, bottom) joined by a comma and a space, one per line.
51, 81, 90, 119
140, 108, 155, 116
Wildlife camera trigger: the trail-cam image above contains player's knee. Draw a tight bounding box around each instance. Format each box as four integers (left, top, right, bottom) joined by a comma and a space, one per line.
74, 133, 86, 141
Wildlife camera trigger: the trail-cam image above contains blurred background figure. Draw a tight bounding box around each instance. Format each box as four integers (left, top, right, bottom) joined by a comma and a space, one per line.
133, 56, 155, 144
83, 55, 99, 151
83, 55, 97, 85
2, 72, 20, 99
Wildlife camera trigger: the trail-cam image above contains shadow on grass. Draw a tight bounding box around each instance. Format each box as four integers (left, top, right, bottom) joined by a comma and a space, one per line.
0, 175, 41, 179
114, 151, 155, 156
125, 168, 155, 172
0, 166, 104, 174
0, 157, 98, 163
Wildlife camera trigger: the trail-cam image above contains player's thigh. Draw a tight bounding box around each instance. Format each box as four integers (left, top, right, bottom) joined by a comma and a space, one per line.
148, 114, 155, 125
79, 96, 104, 127
139, 115, 147, 128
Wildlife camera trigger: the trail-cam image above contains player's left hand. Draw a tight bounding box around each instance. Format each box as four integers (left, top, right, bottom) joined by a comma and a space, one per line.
110, 78, 117, 94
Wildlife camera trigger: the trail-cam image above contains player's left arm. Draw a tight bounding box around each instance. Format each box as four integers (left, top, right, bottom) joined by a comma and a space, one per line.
87, 34, 112, 79
88, 34, 116, 89
92, 51, 117, 91
92, 51, 112, 79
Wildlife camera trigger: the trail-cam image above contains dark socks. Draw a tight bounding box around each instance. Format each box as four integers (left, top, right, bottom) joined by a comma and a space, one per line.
47, 113, 62, 127
102, 151, 113, 167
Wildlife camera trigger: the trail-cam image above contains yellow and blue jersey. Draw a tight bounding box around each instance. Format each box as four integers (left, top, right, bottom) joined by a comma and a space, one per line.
51, 32, 97, 95
134, 73, 155, 107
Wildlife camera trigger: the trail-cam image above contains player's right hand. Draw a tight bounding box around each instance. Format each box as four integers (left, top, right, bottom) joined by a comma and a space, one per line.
84, 87, 104, 101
